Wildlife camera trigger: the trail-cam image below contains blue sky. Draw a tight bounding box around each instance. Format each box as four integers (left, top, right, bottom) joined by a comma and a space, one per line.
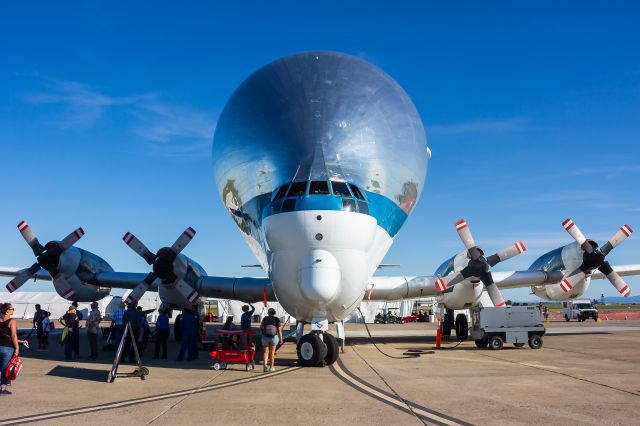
0, 2, 638, 301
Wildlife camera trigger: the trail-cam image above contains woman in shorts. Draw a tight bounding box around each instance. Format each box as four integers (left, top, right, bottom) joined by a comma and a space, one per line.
260, 308, 282, 372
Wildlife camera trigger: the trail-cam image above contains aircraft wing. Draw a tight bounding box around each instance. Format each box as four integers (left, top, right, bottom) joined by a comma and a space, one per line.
590, 264, 640, 280
366, 270, 565, 301
0, 266, 273, 303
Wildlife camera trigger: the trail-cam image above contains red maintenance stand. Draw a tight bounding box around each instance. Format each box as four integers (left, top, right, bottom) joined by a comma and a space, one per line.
209, 329, 257, 371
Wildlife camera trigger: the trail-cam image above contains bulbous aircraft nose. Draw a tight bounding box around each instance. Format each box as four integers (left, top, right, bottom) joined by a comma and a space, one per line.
298, 249, 341, 303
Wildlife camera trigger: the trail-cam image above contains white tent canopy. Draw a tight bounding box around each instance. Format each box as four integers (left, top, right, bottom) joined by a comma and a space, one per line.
2, 291, 433, 324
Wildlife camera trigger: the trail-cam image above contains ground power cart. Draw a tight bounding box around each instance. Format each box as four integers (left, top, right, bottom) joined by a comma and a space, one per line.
209, 329, 257, 371
471, 306, 545, 350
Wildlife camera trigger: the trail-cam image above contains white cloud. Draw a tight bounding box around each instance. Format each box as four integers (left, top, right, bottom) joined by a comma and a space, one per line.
23, 78, 216, 159
428, 117, 527, 135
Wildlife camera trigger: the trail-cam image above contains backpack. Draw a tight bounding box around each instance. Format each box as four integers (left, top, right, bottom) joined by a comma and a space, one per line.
5, 355, 22, 380
261, 316, 278, 337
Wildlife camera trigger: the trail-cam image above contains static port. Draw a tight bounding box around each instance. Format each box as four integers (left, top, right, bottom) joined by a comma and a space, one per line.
316, 215, 322, 221
315, 233, 323, 241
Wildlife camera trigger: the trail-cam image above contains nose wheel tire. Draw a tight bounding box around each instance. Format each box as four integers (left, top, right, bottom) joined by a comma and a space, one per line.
297, 333, 327, 367
323, 332, 339, 365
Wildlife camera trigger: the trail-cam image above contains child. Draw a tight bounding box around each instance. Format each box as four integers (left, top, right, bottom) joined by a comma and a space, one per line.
40, 311, 51, 351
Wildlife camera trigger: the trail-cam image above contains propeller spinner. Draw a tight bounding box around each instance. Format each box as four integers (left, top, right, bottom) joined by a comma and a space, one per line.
435, 219, 526, 308
6, 221, 85, 300
560, 219, 633, 297
122, 227, 200, 305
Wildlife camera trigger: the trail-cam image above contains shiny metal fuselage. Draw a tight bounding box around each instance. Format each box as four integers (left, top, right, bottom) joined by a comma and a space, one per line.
212, 52, 428, 322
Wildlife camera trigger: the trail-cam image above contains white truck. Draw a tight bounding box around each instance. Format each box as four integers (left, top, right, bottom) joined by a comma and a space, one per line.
562, 299, 598, 322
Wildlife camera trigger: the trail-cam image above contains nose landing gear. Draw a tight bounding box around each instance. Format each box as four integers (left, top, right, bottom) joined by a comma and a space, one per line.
295, 326, 341, 367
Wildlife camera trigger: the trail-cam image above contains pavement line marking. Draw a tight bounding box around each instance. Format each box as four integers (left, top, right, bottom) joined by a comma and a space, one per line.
0, 365, 301, 425
331, 362, 467, 426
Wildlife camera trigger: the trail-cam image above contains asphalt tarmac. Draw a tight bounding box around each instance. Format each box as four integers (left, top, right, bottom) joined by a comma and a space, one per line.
2, 320, 639, 425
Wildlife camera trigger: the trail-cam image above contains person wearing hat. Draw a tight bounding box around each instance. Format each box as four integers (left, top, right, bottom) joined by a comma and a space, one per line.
86, 302, 102, 360
260, 308, 282, 373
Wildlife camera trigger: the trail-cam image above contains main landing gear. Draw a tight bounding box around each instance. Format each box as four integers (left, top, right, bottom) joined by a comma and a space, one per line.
295, 322, 342, 367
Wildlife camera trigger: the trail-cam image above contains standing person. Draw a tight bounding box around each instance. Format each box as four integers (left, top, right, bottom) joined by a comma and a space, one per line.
153, 310, 170, 359
177, 306, 199, 361
260, 308, 283, 373
122, 301, 142, 363
138, 306, 150, 355
59, 307, 78, 361
41, 311, 51, 352
111, 301, 125, 349
33, 304, 44, 351
71, 301, 82, 358
86, 302, 102, 360
543, 306, 549, 321
240, 304, 255, 348
240, 304, 255, 330
0, 303, 25, 395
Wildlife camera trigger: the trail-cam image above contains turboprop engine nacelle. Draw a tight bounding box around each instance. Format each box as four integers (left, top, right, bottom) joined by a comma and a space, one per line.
157, 254, 208, 310
433, 252, 484, 309
54, 247, 113, 301
528, 243, 589, 300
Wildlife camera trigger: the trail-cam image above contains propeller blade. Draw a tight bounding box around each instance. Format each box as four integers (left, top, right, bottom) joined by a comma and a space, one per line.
124, 273, 156, 304
175, 279, 200, 304
54, 276, 76, 301
5, 263, 39, 292
437, 272, 466, 291
559, 270, 586, 293
58, 227, 85, 251
600, 224, 633, 256
123, 232, 156, 265
479, 271, 506, 307
17, 221, 43, 255
454, 220, 476, 251
487, 241, 526, 267
171, 227, 196, 254
562, 219, 593, 254
598, 261, 631, 298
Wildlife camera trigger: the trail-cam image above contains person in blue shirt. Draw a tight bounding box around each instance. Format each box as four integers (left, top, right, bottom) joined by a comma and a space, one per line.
177, 306, 199, 361
240, 304, 255, 330
153, 310, 170, 359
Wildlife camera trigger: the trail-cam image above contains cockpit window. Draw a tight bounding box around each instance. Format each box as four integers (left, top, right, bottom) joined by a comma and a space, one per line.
309, 181, 330, 195
287, 181, 307, 197
342, 198, 356, 212
331, 181, 351, 197
273, 184, 289, 201
348, 183, 365, 200
357, 201, 369, 215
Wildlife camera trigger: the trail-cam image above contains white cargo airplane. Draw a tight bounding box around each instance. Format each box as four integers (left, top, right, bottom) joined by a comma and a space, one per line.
2, 52, 639, 366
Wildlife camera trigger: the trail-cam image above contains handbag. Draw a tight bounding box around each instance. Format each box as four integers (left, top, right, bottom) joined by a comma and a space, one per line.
5, 355, 22, 380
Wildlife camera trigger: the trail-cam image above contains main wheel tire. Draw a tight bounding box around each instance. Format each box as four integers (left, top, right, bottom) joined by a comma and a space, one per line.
528, 334, 543, 349
489, 336, 503, 351
565, 314, 570, 322
513, 342, 525, 348
442, 313, 453, 337
323, 332, 339, 365
455, 314, 469, 341
475, 339, 488, 349
297, 334, 327, 367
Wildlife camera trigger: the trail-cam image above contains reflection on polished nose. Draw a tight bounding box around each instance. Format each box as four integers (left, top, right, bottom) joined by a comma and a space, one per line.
298, 249, 341, 303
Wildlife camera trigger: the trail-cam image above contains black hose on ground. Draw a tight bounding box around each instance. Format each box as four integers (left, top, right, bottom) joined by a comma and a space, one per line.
356, 308, 434, 359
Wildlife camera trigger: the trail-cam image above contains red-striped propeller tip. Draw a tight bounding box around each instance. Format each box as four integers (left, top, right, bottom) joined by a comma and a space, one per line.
18, 221, 28, 231
123, 232, 133, 243
562, 218, 574, 229
622, 224, 633, 236
454, 219, 467, 230
515, 241, 526, 253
